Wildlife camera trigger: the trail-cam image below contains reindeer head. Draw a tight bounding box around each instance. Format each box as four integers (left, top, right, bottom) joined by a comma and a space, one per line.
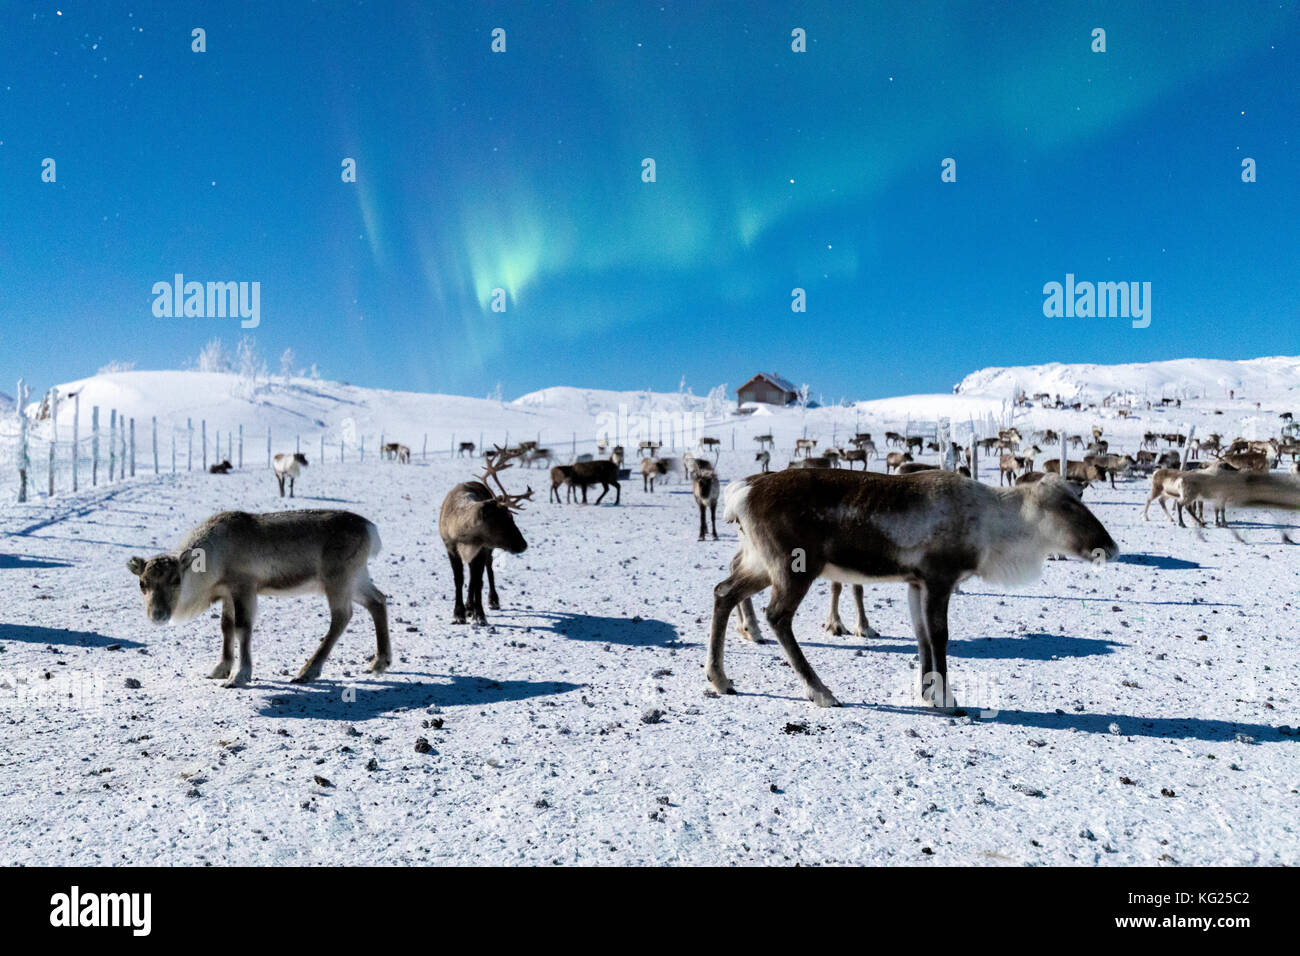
477, 445, 533, 554
127, 550, 199, 623
1020, 475, 1118, 564
294, 453, 309, 467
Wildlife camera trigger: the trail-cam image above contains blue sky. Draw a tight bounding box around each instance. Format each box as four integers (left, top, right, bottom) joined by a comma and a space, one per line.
1, 1, 1297, 401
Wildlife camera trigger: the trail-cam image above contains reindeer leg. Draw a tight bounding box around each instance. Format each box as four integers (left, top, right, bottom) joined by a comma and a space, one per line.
289, 476, 295, 498
766, 574, 838, 707
709, 569, 769, 694
358, 579, 390, 673
448, 551, 467, 624
697, 501, 707, 541
919, 582, 957, 711
824, 581, 849, 635
852, 584, 877, 639
208, 598, 236, 679
735, 597, 765, 643
613, 481, 621, 505
467, 554, 488, 625
294, 589, 353, 683
277, 474, 285, 497
710, 501, 718, 539
222, 589, 257, 688
485, 552, 500, 610
908, 582, 934, 704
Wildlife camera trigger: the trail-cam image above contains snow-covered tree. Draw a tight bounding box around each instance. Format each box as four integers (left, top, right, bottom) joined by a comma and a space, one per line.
97, 360, 136, 375
798, 383, 811, 410
308, 363, 322, 381
279, 347, 296, 383
234, 336, 266, 398
197, 337, 231, 373
706, 383, 729, 418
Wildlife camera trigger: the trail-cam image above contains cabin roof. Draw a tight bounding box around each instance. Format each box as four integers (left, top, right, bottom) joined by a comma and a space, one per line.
737, 372, 798, 395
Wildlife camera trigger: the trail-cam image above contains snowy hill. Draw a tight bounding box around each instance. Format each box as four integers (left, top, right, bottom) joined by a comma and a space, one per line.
957, 356, 1300, 404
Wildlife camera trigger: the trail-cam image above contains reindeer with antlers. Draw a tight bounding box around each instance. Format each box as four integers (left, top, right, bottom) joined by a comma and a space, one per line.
438, 445, 533, 625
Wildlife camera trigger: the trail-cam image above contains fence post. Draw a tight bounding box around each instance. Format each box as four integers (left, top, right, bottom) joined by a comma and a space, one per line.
16, 378, 28, 502
48, 387, 58, 498
238, 424, 244, 469
171, 429, 176, 474
320, 433, 325, 465
422, 434, 427, 461
72, 392, 80, 493
340, 438, 344, 463
202, 420, 207, 471
129, 417, 136, 477
91, 405, 99, 487
120, 414, 127, 480
109, 410, 117, 483
266, 426, 271, 467
152, 416, 158, 475
296, 434, 300, 454
187, 418, 192, 472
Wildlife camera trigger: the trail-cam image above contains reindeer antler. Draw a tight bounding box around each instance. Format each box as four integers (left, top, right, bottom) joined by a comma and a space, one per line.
477, 444, 532, 511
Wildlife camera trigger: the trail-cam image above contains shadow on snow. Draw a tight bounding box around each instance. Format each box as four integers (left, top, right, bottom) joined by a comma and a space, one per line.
258, 672, 582, 720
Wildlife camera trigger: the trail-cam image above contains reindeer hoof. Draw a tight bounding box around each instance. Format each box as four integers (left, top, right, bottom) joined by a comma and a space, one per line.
488, 598, 501, 611
367, 656, 390, 674
451, 614, 467, 625
824, 620, 848, 636
207, 661, 234, 679
291, 665, 322, 684
221, 670, 251, 689
810, 688, 842, 708
708, 674, 735, 695
859, 626, 880, 640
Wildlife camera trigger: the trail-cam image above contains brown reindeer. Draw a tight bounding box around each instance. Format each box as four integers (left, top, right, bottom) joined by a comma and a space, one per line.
208, 459, 233, 475
897, 462, 938, 474
641, 456, 669, 492
457, 441, 476, 457
569, 456, 622, 504
438, 446, 532, 625
1177, 469, 1300, 530
794, 438, 818, 458
884, 451, 913, 473
755, 450, 771, 473
127, 510, 389, 688
708, 470, 1117, 709
549, 464, 575, 503
693, 465, 720, 540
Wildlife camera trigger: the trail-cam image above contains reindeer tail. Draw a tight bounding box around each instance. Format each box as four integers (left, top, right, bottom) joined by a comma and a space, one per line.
364, 519, 383, 557
723, 477, 752, 526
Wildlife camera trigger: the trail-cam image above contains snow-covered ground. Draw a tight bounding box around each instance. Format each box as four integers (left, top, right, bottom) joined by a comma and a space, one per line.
1, 415, 1297, 865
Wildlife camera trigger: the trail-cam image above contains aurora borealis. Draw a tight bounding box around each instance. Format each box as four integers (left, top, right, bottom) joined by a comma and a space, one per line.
2, 1, 1297, 398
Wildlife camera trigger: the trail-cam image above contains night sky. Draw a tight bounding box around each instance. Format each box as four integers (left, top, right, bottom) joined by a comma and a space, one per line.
1, 1, 1297, 400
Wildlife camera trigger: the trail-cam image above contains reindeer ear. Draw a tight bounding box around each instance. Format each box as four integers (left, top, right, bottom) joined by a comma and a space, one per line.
127, 556, 146, 576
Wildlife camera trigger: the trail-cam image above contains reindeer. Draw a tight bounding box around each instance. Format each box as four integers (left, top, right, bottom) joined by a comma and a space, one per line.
794, 438, 818, 458
823, 448, 843, 468
457, 441, 476, 457
905, 435, 925, 454
840, 448, 868, 470
884, 451, 912, 473
641, 456, 669, 492
1067, 435, 1085, 450
127, 510, 389, 688
272, 452, 308, 497
698, 437, 721, 460
1044, 458, 1104, 483
569, 456, 622, 504
439, 446, 532, 624
884, 431, 905, 448
638, 440, 661, 459
708, 470, 1117, 709
999, 453, 1025, 486
755, 450, 771, 473
1086, 453, 1135, 489
683, 451, 702, 480
897, 462, 938, 474
789, 456, 831, 469
549, 464, 574, 503
1177, 469, 1300, 530
610, 445, 626, 468
693, 464, 721, 540
208, 460, 233, 475
1224, 450, 1269, 472
1143, 468, 1185, 522
381, 443, 410, 464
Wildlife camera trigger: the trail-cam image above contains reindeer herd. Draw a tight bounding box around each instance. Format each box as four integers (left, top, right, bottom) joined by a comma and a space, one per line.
128, 409, 1299, 712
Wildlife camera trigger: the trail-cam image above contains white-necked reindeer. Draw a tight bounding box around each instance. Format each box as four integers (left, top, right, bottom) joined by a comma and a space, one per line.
708, 470, 1117, 709
439, 446, 533, 624
693, 463, 720, 540
127, 510, 389, 687
273, 452, 308, 497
